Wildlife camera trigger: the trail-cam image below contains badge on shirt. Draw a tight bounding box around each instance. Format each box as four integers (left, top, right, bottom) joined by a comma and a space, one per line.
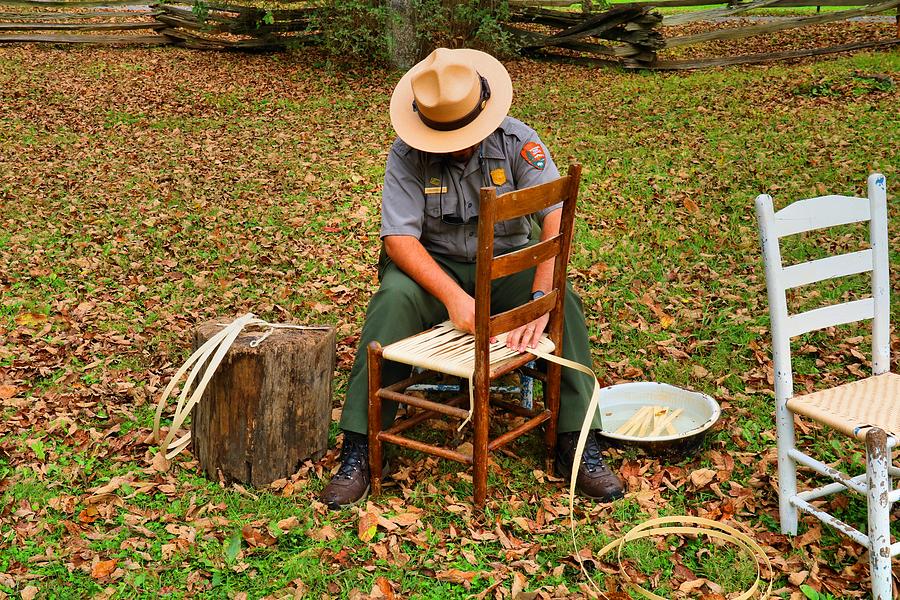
520, 142, 546, 170
424, 186, 448, 194
429, 177, 441, 186
490, 168, 507, 186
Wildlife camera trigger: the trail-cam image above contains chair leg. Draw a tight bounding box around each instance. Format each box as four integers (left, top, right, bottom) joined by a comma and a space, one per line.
367, 342, 384, 498
543, 362, 561, 475
776, 402, 799, 535
473, 379, 489, 510
866, 427, 892, 600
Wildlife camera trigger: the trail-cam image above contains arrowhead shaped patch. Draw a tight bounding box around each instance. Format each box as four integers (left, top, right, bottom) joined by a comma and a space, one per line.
521, 141, 546, 170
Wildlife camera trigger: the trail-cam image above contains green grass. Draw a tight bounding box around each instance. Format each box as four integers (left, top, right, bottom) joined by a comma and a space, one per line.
0, 44, 897, 599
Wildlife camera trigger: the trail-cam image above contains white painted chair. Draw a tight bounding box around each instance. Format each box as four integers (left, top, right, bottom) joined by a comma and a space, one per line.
755, 173, 899, 599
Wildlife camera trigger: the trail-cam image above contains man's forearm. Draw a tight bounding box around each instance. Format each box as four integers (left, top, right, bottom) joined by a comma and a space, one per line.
532, 208, 561, 294
383, 235, 466, 307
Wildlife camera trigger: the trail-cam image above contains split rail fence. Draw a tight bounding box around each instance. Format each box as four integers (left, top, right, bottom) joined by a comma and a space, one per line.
0, 0, 898, 69
506, 0, 900, 68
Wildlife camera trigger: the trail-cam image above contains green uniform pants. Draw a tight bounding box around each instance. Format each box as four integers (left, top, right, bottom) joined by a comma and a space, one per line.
338, 250, 601, 434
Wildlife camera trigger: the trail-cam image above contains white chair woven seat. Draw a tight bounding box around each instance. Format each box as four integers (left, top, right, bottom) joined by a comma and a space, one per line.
382, 320, 555, 379
787, 372, 900, 440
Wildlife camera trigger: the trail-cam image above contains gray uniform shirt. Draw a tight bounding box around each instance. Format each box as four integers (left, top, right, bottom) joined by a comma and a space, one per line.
380, 116, 561, 263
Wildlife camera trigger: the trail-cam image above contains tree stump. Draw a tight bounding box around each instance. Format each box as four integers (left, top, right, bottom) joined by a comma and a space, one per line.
191, 319, 335, 487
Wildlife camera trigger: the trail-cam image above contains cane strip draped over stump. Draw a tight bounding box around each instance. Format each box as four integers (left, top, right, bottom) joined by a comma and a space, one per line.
152, 313, 330, 459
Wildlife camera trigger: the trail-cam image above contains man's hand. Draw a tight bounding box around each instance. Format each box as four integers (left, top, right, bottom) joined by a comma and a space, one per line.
446, 290, 476, 334
505, 312, 550, 353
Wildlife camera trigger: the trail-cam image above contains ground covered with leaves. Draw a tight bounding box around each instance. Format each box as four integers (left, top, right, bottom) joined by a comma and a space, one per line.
0, 42, 898, 600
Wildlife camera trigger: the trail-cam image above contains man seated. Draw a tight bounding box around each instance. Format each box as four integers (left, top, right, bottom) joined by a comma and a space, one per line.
321, 47, 625, 509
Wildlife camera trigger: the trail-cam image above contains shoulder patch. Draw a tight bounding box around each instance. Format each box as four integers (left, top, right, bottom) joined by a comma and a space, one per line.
520, 142, 546, 170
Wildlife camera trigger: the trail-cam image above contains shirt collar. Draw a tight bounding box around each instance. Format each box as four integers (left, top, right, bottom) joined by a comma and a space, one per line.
480, 129, 506, 160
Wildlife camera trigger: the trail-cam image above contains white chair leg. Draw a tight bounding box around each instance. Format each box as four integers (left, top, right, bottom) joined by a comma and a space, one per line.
777, 403, 799, 535
866, 428, 892, 600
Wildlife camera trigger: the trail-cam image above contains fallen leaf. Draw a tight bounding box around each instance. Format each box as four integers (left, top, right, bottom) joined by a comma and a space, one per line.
21, 586, 39, 600
242, 524, 276, 547
690, 468, 716, 488
308, 525, 338, 541
15, 312, 47, 326
150, 452, 170, 473
436, 568, 479, 590
91, 559, 117, 579
277, 516, 301, 531
358, 510, 379, 542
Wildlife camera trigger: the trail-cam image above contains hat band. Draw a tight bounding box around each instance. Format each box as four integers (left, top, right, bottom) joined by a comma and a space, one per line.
412, 75, 492, 133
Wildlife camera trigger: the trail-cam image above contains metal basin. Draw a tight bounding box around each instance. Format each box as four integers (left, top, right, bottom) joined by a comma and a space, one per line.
596, 382, 721, 459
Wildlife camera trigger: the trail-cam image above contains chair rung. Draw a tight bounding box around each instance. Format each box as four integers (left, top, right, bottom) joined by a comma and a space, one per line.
382, 371, 434, 392
791, 496, 869, 546
377, 431, 473, 465
489, 354, 537, 379
386, 395, 468, 436
788, 448, 867, 495
378, 389, 471, 419
491, 398, 544, 419
489, 411, 551, 451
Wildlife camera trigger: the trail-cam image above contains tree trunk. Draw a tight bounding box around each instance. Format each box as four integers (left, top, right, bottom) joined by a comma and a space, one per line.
191, 319, 335, 487
389, 0, 418, 69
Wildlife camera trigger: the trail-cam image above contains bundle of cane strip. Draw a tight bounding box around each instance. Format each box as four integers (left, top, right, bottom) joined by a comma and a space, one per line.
614, 405, 683, 437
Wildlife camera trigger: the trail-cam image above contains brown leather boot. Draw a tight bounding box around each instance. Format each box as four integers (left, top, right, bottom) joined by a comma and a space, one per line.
320, 431, 371, 510
555, 430, 625, 501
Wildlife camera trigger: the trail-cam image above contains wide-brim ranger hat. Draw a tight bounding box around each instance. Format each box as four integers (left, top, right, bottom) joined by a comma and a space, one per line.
390, 48, 513, 154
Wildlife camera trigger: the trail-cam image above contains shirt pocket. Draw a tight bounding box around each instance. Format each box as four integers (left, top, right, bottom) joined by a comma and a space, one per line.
423, 190, 458, 239
495, 215, 531, 240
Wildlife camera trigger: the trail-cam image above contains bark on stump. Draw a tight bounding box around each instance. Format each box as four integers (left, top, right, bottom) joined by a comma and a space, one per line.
191, 319, 335, 488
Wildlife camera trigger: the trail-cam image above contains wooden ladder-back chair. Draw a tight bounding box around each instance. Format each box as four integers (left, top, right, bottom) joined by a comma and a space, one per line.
367, 164, 582, 509
756, 173, 899, 599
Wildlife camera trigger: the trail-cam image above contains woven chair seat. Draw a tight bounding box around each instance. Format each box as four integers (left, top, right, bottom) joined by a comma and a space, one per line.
382, 321, 556, 378
786, 372, 900, 440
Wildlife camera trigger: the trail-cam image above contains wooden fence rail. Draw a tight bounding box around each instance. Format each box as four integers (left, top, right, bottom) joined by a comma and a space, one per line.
0, 0, 897, 68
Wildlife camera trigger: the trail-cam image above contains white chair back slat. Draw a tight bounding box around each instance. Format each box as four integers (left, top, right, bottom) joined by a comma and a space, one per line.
755, 175, 890, 396
773, 195, 870, 238
787, 298, 875, 338
780, 249, 874, 290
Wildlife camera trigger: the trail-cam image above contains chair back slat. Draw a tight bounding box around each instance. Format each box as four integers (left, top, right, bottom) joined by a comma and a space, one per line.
493, 177, 570, 222
773, 194, 870, 237
489, 291, 558, 338
491, 236, 562, 280
755, 173, 890, 402
474, 164, 581, 372
788, 298, 875, 338
781, 249, 873, 290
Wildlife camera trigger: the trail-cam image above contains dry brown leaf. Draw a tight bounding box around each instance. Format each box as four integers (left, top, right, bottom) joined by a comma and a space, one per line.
796, 526, 822, 547
307, 525, 338, 541
788, 570, 809, 586
358, 510, 379, 542
690, 468, 717, 488
277, 516, 301, 532
435, 568, 479, 590
150, 452, 170, 473
91, 559, 117, 579
21, 586, 39, 600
